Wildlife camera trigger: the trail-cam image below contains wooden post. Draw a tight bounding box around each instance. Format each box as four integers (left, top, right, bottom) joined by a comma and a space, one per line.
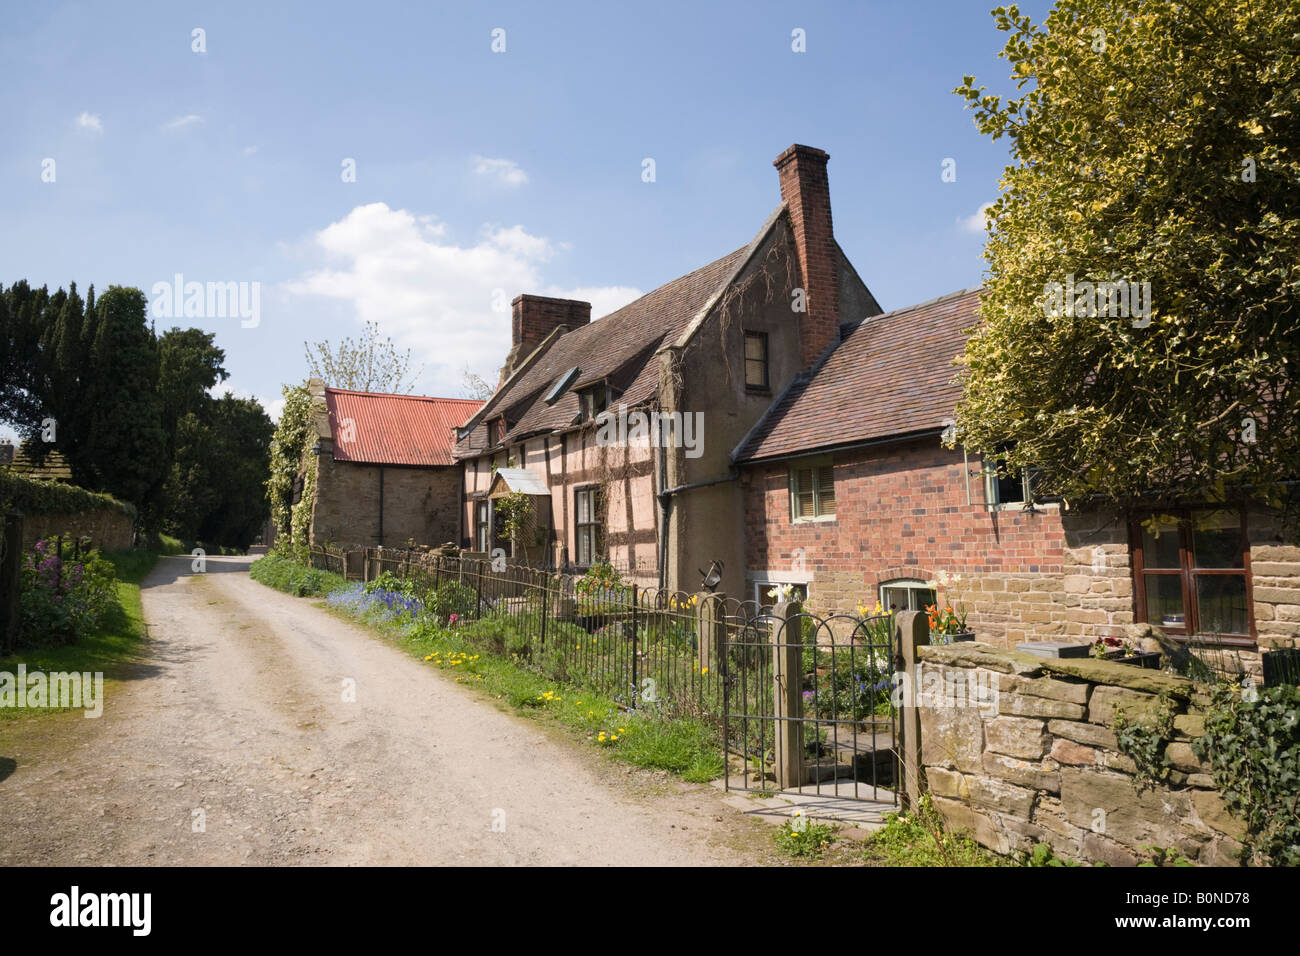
1, 513, 23, 655
772, 599, 803, 790
696, 592, 724, 676
896, 609, 930, 810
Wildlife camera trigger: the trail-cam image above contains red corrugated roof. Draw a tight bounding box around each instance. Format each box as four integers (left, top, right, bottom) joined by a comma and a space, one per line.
325, 388, 484, 467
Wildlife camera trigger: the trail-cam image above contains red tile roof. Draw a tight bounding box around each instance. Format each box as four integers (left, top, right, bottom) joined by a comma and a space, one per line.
325, 388, 484, 467
735, 287, 981, 462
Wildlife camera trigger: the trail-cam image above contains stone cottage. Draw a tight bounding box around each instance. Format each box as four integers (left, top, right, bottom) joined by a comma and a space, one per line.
304, 379, 483, 548
453, 144, 881, 592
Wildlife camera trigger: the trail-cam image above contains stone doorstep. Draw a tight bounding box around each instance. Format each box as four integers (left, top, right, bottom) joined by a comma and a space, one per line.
711, 778, 895, 835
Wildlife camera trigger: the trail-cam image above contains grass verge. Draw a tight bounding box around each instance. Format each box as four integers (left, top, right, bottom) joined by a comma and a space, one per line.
0, 548, 157, 720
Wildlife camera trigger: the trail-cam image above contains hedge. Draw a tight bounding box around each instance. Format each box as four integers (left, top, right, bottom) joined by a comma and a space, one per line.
0, 471, 137, 520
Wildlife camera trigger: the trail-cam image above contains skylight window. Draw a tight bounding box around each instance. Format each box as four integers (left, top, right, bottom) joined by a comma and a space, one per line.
544, 366, 580, 405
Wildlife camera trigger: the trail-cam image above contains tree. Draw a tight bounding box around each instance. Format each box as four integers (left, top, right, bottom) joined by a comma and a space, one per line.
79, 286, 168, 517
304, 320, 422, 393
952, 0, 1300, 509
164, 395, 274, 549
461, 364, 495, 401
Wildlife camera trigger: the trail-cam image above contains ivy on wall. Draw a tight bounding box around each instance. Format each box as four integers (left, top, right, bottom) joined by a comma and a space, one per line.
0, 471, 136, 520
266, 383, 316, 551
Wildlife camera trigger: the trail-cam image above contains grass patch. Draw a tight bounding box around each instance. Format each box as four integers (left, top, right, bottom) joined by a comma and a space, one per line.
861, 794, 1005, 867
775, 812, 837, 858
249, 551, 346, 597
0, 548, 156, 720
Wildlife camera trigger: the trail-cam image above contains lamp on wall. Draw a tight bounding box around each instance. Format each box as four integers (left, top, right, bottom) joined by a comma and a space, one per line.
699, 560, 723, 593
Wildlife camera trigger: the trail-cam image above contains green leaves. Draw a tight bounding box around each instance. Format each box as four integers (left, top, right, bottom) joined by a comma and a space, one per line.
954, 0, 1300, 507
1195, 681, 1300, 866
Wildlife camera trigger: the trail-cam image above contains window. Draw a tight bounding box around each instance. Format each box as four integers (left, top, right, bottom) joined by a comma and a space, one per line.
574, 486, 604, 567
474, 498, 491, 553
579, 385, 608, 421
880, 579, 938, 613
982, 445, 1035, 507
544, 366, 581, 405
744, 331, 769, 391
755, 581, 807, 606
790, 463, 835, 519
1132, 509, 1252, 641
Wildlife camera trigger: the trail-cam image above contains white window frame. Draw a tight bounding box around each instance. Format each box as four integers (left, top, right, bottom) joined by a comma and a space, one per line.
879, 578, 937, 613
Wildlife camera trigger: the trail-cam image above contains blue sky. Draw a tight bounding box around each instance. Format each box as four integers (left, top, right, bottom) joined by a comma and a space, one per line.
0, 0, 1052, 422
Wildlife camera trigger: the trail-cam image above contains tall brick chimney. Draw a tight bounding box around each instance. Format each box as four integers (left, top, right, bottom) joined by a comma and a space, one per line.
501, 294, 592, 384
774, 144, 840, 370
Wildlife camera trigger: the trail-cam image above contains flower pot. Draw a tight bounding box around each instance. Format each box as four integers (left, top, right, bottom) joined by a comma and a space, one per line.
1103, 649, 1162, 669
933, 630, 976, 644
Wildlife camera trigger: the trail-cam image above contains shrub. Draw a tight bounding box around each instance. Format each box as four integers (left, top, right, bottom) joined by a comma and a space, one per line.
1195, 681, 1300, 866
249, 551, 346, 597
17, 540, 118, 647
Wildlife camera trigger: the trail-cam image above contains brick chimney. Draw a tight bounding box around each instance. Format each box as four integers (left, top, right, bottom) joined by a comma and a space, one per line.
501, 294, 592, 384
774, 145, 840, 369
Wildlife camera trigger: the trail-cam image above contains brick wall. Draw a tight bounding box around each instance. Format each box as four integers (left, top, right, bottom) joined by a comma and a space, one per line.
311, 453, 460, 548
21, 509, 134, 551
741, 437, 1133, 647
774, 144, 839, 369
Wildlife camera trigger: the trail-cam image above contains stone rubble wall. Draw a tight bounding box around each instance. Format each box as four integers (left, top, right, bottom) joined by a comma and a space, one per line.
913, 642, 1243, 866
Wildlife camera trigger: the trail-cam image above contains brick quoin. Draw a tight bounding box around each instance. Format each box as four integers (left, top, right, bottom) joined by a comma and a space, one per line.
774, 144, 839, 369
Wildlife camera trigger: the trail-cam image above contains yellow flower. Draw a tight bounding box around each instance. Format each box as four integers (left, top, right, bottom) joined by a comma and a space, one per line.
701, 666, 709, 675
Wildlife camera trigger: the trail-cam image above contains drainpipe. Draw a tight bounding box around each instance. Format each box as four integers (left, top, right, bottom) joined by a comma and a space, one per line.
656, 468, 739, 589
378, 465, 385, 546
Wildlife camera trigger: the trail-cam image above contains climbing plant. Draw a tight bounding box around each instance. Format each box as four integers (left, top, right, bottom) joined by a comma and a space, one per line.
266, 382, 315, 552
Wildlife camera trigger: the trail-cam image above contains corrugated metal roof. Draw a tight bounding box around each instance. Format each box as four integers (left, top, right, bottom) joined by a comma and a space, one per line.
325, 388, 484, 467
489, 468, 551, 496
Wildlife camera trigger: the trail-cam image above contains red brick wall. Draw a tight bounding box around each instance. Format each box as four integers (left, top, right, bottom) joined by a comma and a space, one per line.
774, 144, 839, 369
741, 437, 1136, 647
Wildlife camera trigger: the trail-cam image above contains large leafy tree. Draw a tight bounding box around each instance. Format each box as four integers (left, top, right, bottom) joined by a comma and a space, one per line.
79, 286, 169, 515
953, 0, 1300, 509
164, 395, 274, 549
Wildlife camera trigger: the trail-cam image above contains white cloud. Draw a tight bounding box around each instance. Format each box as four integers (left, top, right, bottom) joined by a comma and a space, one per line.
210, 382, 285, 422
286, 203, 641, 395
242, 145, 258, 156
958, 201, 995, 234
74, 112, 103, 133
471, 155, 528, 187
164, 114, 204, 131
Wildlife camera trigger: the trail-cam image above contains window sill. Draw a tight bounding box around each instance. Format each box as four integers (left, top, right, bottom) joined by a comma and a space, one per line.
792, 514, 837, 525
985, 501, 1060, 514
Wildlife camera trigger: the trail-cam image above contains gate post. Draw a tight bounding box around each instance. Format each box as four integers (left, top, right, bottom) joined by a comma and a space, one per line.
772, 599, 803, 790
895, 610, 930, 810
696, 592, 724, 676
2, 512, 24, 655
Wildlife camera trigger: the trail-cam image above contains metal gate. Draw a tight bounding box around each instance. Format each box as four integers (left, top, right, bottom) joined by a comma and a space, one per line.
721, 608, 899, 803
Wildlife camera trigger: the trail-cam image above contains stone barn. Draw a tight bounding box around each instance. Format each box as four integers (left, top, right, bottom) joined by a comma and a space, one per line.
304, 379, 483, 548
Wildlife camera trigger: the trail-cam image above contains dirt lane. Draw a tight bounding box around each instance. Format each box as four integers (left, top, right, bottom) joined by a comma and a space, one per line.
0, 555, 769, 866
